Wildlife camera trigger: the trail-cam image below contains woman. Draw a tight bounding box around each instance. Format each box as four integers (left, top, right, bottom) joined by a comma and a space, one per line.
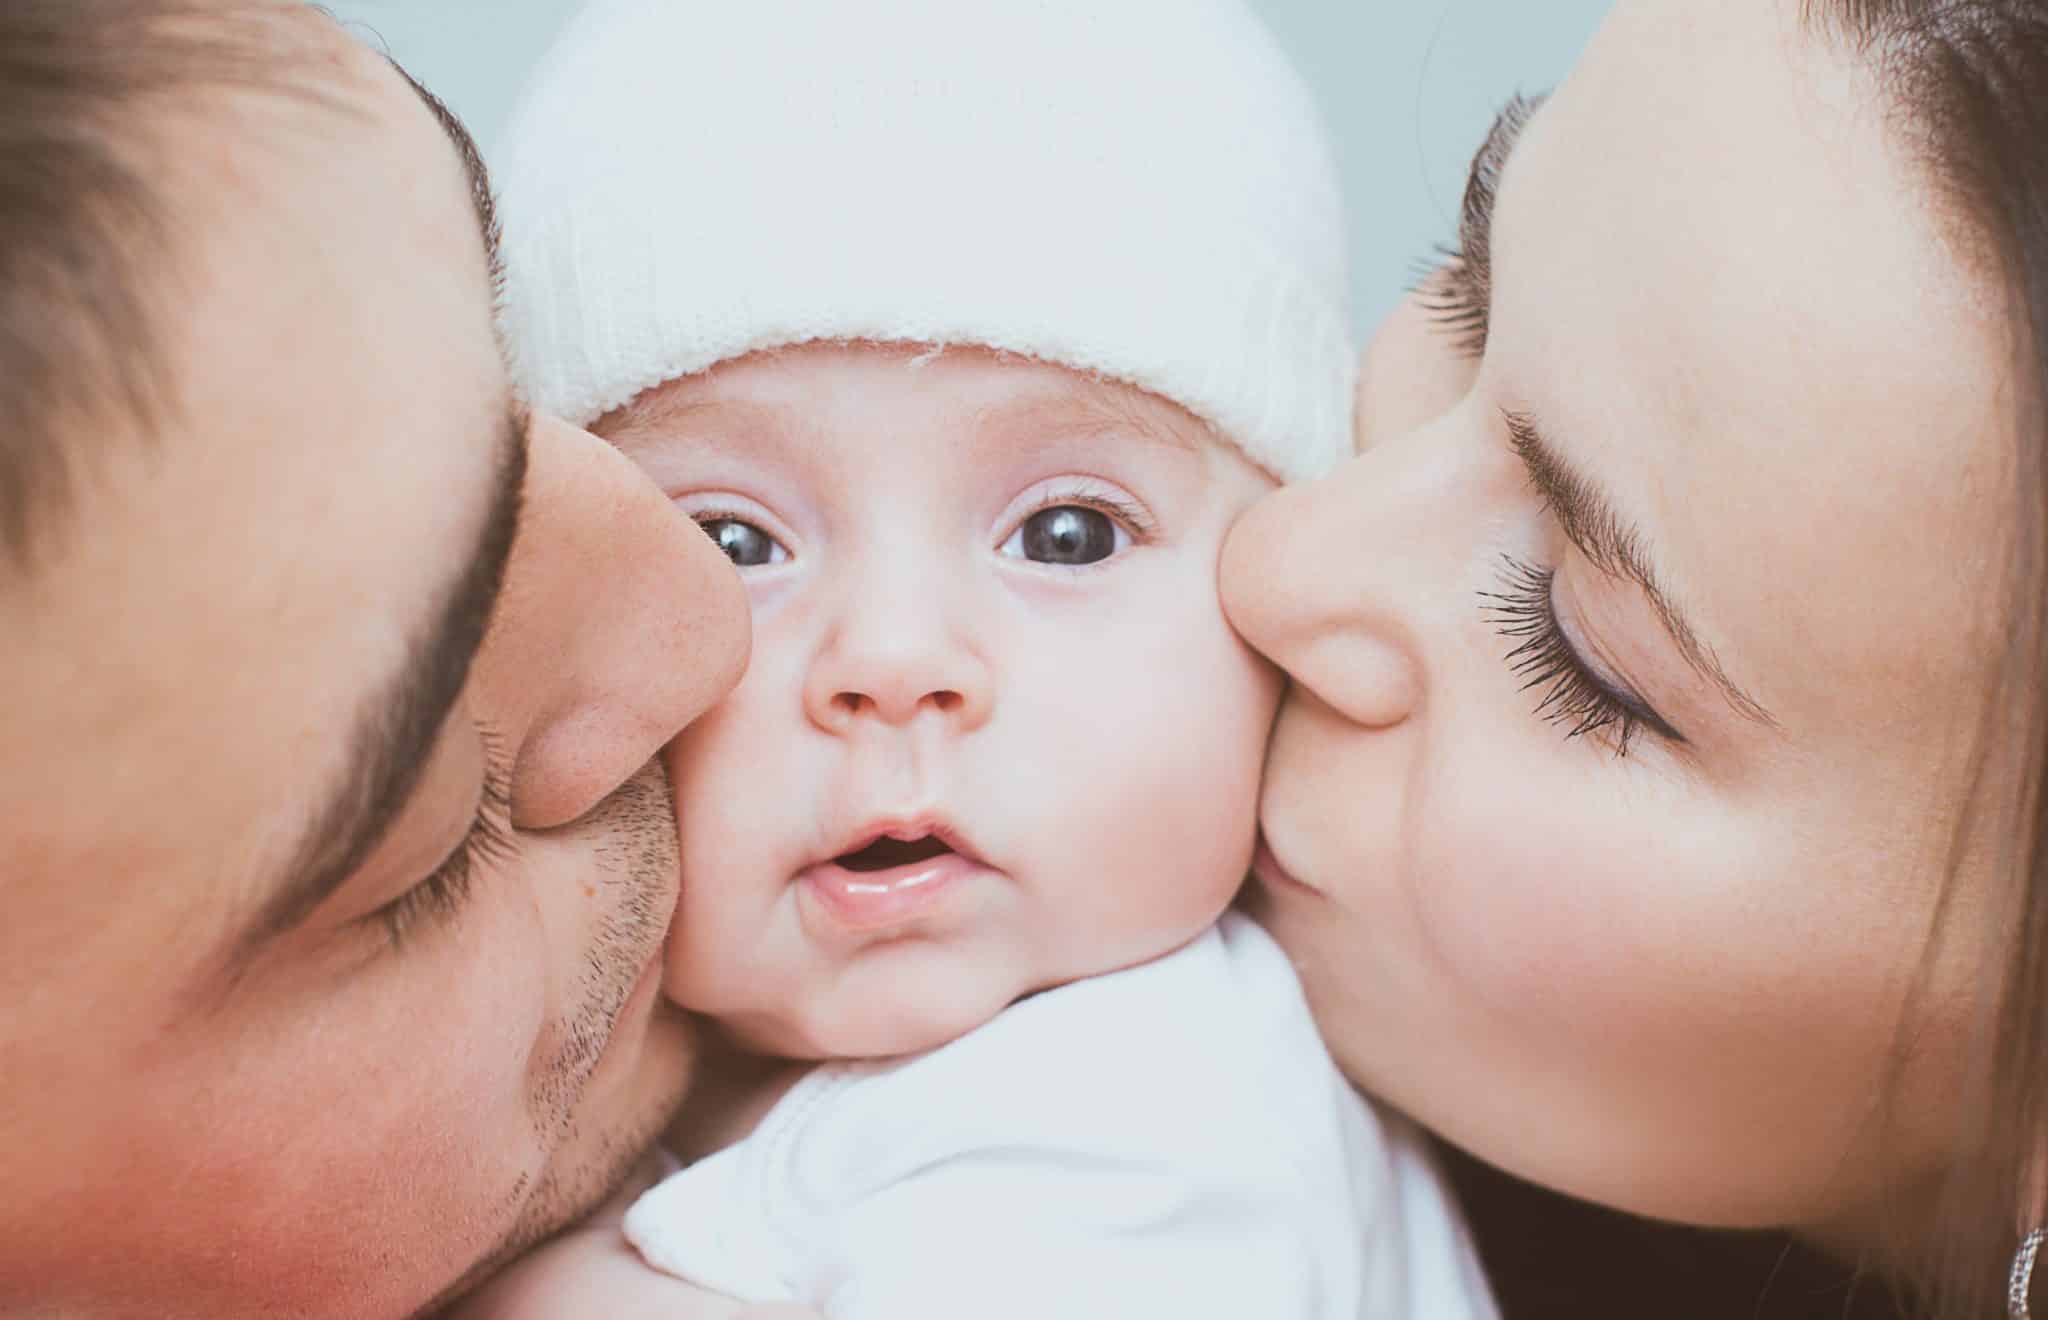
1222, 0, 2048, 1314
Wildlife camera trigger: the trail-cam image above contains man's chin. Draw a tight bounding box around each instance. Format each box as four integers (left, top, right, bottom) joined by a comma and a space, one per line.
415, 1006, 697, 1316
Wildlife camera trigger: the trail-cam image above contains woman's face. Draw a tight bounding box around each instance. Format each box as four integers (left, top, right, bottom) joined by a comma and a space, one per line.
1223, 0, 2021, 1240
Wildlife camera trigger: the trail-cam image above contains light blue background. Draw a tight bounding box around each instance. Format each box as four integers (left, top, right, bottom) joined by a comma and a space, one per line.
320, 1, 1610, 332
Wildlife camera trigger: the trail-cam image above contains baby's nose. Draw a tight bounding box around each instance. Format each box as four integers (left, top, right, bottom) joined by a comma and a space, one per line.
802, 607, 993, 735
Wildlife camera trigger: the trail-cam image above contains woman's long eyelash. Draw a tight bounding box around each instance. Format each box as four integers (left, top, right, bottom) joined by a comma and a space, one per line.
1416, 91, 1545, 359
1481, 556, 1671, 757
1417, 244, 1490, 357
380, 733, 515, 949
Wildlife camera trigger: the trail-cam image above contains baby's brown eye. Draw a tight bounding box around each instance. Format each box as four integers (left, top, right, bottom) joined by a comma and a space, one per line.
1016, 505, 1118, 566
698, 517, 785, 568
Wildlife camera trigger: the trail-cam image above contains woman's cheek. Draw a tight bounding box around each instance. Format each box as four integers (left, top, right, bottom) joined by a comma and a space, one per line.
1405, 740, 1703, 1044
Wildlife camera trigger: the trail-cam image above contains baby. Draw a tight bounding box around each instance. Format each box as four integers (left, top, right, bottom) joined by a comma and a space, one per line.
474, 1, 1496, 1316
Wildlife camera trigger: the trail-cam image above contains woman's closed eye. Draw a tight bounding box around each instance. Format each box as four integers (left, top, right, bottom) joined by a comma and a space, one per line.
1481, 556, 1684, 758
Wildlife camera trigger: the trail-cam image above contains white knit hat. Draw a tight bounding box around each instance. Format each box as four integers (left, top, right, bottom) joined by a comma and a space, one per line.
498, 0, 1354, 482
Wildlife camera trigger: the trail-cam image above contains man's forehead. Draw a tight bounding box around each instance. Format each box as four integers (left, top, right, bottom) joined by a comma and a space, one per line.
0, 13, 522, 1000
382, 55, 505, 291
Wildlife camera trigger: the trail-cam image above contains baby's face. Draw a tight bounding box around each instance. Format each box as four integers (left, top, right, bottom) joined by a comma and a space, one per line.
601, 342, 1279, 1058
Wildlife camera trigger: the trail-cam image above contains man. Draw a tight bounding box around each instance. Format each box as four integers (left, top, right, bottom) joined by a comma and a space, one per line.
0, 1, 749, 1313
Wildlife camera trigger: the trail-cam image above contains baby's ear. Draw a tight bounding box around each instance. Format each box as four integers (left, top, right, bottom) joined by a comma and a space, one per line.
1354, 293, 1479, 454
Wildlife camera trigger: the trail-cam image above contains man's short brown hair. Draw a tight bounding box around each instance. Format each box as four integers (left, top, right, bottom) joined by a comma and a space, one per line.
0, 0, 332, 571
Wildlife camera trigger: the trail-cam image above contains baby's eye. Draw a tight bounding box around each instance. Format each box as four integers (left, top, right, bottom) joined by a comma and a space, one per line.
1000, 505, 1127, 567
697, 516, 788, 568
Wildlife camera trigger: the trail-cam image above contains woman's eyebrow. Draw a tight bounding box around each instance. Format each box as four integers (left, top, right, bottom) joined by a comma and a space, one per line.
1505, 410, 1779, 729
1454, 92, 1546, 310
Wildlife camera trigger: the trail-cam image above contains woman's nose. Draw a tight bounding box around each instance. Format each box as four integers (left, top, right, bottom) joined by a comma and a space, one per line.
1221, 302, 1490, 732
476, 413, 750, 829
801, 561, 993, 736
1222, 463, 1424, 732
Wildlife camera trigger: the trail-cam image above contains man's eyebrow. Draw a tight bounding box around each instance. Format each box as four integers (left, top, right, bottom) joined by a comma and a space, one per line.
220, 407, 529, 983
1505, 410, 1778, 729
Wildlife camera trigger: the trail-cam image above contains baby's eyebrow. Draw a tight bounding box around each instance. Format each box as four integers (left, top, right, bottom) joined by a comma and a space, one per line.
604, 395, 798, 456
974, 389, 1204, 459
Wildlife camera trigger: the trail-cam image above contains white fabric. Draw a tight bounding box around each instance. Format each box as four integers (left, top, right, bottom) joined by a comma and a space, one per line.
497, 0, 1355, 483
623, 914, 1498, 1320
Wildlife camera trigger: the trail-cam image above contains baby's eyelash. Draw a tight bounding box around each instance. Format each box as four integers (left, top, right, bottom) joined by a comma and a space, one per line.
1018, 479, 1157, 541
1480, 556, 1679, 757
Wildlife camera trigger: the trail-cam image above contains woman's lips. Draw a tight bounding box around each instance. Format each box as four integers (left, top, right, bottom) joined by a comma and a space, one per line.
1251, 834, 1318, 896
801, 851, 984, 934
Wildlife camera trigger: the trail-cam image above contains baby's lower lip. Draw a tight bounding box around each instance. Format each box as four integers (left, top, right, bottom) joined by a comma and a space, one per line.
800, 852, 982, 934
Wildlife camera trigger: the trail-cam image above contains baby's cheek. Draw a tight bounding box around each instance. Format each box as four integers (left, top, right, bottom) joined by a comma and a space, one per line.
1093, 649, 1276, 949
658, 673, 781, 1013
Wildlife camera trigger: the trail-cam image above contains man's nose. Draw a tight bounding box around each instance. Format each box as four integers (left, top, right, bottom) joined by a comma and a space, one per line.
801, 556, 993, 736
476, 413, 749, 829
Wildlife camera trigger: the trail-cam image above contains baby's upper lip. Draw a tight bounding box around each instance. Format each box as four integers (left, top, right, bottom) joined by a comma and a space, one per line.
821, 814, 984, 869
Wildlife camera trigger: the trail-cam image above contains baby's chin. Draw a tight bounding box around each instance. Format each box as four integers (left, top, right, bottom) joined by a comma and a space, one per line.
717, 973, 1045, 1062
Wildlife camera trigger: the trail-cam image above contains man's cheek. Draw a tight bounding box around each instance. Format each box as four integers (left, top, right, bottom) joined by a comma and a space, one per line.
102, 1013, 543, 1316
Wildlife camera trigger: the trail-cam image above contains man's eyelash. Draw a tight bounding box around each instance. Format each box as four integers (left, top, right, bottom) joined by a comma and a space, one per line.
378, 733, 515, 949
1480, 555, 1680, 757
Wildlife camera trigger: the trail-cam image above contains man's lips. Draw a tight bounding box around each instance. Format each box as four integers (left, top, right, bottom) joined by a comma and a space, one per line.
624, 944, 665, 1019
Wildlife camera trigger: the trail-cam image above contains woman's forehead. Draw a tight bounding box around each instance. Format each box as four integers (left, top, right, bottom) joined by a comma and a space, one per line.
1499, 0, 2015, 743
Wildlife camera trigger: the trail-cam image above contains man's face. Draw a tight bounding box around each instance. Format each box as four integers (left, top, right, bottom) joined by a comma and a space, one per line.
0, 17, 747, 1317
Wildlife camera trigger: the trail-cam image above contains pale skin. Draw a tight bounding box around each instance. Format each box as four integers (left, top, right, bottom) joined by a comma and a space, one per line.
482, 0, 2016, 1298
10, 0, 2006, 1310
459, 343, 1282, 1311
468, 0, 2021, 1301
0, 8, 760, 1316
459, 0, 2014, 1303
1225, 0, 2020, 1267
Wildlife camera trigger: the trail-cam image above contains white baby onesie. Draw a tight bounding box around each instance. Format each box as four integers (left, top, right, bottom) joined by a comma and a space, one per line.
624, 912, 1498, 1320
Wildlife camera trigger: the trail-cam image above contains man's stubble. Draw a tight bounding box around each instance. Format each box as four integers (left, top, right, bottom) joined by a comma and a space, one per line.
423, 758, 693, 1314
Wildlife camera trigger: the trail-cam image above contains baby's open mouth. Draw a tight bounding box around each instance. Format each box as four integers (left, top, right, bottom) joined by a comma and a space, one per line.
835, 835, 956, 873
